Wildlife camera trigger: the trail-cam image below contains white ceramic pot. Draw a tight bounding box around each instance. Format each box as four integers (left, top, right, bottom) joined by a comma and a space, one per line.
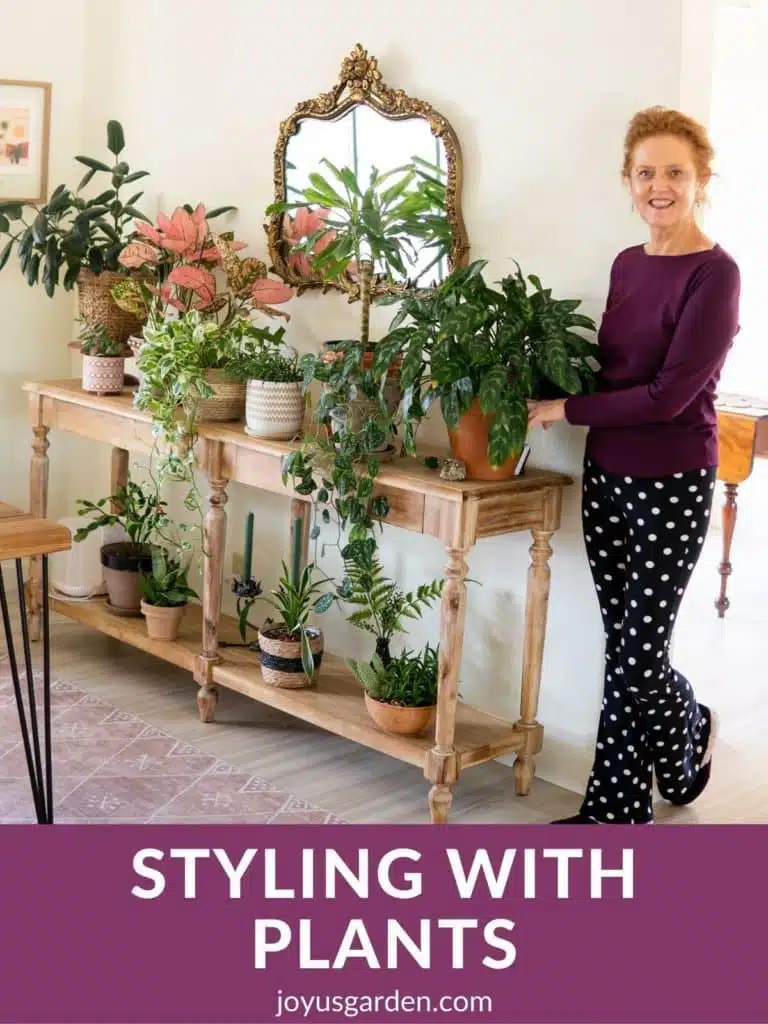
245, 379, 305, 440
82, 354, 125, 395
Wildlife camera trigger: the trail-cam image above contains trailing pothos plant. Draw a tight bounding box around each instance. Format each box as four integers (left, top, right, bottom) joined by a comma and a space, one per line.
0, 120, 151, 295
372, 260, 599, 466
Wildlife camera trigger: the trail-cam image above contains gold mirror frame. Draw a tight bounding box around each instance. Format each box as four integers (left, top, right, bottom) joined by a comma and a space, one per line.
266, 43, 469, 299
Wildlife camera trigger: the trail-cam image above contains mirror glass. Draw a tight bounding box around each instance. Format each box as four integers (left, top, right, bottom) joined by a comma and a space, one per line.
284, 106, 449, 287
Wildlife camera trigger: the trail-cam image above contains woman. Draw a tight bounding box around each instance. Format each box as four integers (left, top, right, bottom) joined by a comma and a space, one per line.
527, 107, 741, 824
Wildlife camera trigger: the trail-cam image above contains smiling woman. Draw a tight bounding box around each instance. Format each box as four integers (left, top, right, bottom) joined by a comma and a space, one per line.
527, 106, 741, 826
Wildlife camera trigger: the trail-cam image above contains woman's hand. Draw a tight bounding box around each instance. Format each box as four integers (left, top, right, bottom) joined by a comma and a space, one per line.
527, 398, 567, 430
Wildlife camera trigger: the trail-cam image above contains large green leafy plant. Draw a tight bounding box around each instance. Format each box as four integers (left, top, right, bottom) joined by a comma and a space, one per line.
373, 260, 599, 464
0, 120, 150, 295
74, 478, 169, 554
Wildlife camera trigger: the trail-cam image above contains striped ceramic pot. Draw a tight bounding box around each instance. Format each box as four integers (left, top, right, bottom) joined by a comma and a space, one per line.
81, 355, 125, 395
245, 379, 305, 440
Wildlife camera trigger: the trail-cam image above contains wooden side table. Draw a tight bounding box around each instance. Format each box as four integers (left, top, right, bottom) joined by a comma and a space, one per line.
715, 393, 768, 617
0, 503, 71, 823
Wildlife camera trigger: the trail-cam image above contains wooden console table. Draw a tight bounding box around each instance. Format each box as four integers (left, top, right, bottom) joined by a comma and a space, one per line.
715, 393, 768, 617
23, 379, 572, 823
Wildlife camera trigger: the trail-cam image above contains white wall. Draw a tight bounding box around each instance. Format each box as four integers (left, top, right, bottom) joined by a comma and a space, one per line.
4, 0, 694, 791
0, 0, 87, 517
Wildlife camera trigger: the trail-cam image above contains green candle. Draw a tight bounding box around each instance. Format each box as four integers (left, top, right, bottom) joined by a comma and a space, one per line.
291, 516, 303, 586
243, 511, 254, 581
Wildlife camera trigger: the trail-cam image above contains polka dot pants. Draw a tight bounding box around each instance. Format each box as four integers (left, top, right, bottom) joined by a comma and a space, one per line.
579, 456, 716, 823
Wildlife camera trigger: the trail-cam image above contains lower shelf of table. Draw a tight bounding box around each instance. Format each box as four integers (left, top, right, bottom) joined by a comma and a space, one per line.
50, 597, 524, 771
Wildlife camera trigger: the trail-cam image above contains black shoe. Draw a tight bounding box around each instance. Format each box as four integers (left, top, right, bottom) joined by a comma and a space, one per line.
551, 813, 598, 823
666, 706, 719, 807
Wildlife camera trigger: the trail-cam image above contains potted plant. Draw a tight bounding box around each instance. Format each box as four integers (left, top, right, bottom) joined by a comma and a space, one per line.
139, 546, 198, 641
77, 321, 127, 395
372, 260, 599, 479
0, 120, 152, 343
226, 323, 306, 440
336, 537, 443, 664
347, 644, 439, 736
74, 476, 169, 615
256, 560, 335, 688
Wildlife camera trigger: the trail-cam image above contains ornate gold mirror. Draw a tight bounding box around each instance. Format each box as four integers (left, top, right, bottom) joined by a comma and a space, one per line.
266, 44, 469, 299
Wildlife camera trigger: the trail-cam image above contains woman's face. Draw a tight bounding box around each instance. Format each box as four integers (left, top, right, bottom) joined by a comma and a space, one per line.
627, 134, 704, 231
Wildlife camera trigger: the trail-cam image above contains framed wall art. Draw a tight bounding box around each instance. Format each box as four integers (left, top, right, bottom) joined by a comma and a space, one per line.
0, 79, 51, 204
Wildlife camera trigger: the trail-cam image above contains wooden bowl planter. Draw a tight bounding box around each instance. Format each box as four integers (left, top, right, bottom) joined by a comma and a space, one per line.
100, 542, 153, 615
81, 353, 126, 395
140, 600, 187, 641
363, 693, 436, 736
447, 398, 521, 481
257, 626, 324, 688
77, 269, 146, 346
245, 379, 305, 440
197, 369, 246, 423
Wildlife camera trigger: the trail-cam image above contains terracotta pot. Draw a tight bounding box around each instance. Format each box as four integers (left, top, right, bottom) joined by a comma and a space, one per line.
245, 379, 305, 440
447, 398, 521, 481
100, 542, 153, 615
364, 693, 436, 736
141, 600, 187, 641
81, 354, 126, 395
257, 626, 324, 688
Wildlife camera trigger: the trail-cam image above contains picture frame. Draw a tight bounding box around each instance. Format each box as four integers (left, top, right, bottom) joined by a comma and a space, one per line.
0, 79, 51, 204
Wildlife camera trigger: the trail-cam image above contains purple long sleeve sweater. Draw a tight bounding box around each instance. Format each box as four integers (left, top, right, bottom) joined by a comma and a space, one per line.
564, 243, 741, 477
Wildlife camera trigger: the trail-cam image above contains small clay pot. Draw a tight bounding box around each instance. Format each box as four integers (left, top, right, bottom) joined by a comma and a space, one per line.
447, 398, 521, 481
100, 542, 152, 615
363, 693, 436, 736
257, 626, 324, 688
141, 601, 187, 641
82, 354, 126, 395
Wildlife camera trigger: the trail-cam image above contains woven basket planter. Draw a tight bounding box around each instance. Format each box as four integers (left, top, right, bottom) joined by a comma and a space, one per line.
197, 369, 246, 423
257, 626, 324, 688
77, 270, 145, 345
245, 379, 305, 440
81, 354, 125, 395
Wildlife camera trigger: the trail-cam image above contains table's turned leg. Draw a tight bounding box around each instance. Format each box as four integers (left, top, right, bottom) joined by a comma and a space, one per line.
715, 482, 738, 618
425, 545, 469, 824
514, 527, 555, 796
28, 400, 50, 642
195, 444, 228, 723
111, 447, 129, 508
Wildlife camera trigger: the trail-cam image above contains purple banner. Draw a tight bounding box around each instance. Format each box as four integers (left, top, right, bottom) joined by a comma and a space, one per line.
0, 824, 765, 1023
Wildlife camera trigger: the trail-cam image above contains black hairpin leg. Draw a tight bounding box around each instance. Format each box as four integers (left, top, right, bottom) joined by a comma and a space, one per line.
0, 556, 53, 824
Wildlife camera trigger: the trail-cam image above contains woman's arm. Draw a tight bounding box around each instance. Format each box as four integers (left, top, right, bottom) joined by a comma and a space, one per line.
563, 258, 740, 429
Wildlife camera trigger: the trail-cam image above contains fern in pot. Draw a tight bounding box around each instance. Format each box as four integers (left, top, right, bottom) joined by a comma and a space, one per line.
227, 323, 306, 440
347, 644, 439, 737
78, 321, 127, 395
139, 546, 198, 641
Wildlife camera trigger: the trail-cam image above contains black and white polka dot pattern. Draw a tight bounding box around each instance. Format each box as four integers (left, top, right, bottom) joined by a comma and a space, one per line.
578, 456, 716, 823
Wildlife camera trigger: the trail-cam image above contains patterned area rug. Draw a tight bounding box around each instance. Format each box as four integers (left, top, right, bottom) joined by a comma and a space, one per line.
0, 661, 345, 825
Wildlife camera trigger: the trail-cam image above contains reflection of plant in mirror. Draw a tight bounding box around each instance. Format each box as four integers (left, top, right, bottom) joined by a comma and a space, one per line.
373, 259, 599, 464
267, 157, 450, 348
